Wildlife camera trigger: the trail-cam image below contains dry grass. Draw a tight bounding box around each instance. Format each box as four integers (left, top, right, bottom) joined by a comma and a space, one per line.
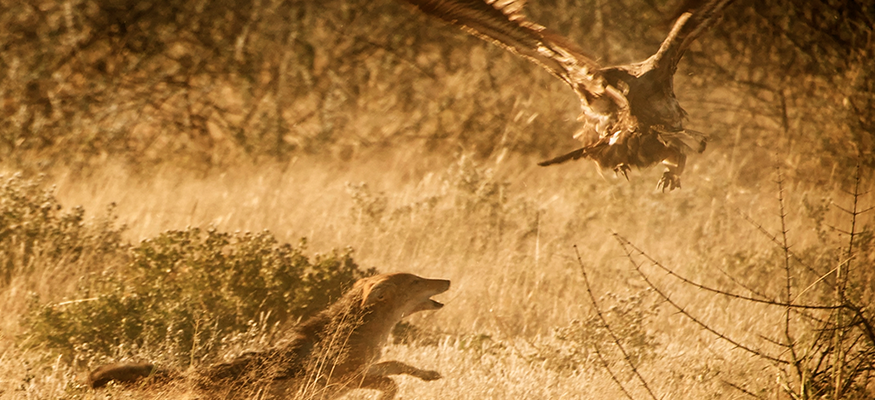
1, 145, 870, 399
1, 0, 871, 397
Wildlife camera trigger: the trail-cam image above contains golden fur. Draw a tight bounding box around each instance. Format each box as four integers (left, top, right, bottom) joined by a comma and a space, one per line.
88, 272, 450, 399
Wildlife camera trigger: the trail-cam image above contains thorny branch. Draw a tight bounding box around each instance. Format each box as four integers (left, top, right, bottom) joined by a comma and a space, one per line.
612, 233, 788, 364
574, 245, 658, 400
613, 164, 874, 398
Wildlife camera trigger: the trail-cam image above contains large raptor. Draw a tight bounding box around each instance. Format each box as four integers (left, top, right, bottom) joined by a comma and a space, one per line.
400, 0, 733, 190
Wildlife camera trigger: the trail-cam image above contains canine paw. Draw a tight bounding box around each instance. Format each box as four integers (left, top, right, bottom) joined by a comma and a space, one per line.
416, 370, 442, 381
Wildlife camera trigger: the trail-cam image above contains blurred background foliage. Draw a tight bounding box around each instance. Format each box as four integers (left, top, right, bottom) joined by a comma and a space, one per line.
2, 0, 871, 176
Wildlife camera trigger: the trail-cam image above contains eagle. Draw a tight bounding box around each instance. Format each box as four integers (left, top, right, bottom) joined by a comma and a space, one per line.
399, 0, 733, 191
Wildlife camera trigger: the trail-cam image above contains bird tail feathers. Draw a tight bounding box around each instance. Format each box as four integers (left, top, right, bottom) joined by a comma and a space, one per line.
537, 147, 587, 166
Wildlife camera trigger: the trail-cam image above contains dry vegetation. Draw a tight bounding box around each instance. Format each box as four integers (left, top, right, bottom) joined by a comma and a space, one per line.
1, 0, 873, 399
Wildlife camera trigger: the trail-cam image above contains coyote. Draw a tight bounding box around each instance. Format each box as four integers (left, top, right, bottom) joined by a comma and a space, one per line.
88, 272, 450, 399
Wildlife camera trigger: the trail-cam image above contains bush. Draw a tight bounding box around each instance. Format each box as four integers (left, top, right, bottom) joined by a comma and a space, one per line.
0, 173, 126, 286
24, 227, 376, 366
539, 289, 660, 373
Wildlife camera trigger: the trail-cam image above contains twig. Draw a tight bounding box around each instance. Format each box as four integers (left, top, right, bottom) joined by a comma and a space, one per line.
612, 235, 840, 311
775, 166, 804, 390
722, 379, 766, 399
52, 297, 99, 307
712, 262, 770, 301
592, 341, 637, 400
832, 164, 866, 399
736, 209, 833, 290
612, 234, 787, 365
575, 245, 658, 400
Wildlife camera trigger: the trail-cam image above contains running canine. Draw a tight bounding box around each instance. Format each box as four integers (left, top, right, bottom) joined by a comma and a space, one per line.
88, 272, 450, 399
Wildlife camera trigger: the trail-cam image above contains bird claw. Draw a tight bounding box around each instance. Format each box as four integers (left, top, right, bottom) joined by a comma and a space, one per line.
614, 164, 631, 181
657, 171, 681, 192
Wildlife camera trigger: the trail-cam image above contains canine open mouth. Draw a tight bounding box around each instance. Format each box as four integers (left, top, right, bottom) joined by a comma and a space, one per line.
417, 279, 450, 312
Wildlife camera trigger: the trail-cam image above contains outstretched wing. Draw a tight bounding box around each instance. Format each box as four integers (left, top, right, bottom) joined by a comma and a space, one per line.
399, 0, 611, 102
402, 0, 734, 191
642, 0, 734, 78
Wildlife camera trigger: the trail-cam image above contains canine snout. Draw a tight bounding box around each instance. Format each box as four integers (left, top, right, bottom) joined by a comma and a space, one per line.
421, 278, 450, 310
429, 278, 451, 296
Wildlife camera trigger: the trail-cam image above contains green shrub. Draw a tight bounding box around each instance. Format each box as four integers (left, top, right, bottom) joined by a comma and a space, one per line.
24, 227, 376, 366
0, 173, 126, 286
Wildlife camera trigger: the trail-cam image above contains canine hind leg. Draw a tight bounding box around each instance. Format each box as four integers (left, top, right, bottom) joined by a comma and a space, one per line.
359, 375, 399, 400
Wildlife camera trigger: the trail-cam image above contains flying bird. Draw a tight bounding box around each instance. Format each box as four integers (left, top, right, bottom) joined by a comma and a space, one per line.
399, 0, 733, 190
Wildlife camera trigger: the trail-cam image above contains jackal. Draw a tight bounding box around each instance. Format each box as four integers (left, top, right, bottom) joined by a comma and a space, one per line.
88, 272, 450, 399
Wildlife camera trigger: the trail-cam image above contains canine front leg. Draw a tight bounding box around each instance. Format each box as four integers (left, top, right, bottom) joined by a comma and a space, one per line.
367, 360, 442, 381
88, 363, 172, 388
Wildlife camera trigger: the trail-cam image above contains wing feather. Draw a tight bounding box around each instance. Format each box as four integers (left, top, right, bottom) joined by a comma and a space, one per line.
400, 0, 608, 97
645, 0, 734, 76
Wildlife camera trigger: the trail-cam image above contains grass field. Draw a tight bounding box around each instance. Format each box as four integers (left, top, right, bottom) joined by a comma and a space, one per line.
1, 146, 871, 399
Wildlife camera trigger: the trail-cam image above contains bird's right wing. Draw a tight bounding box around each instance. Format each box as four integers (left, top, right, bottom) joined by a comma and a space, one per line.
399, 0, 610, 100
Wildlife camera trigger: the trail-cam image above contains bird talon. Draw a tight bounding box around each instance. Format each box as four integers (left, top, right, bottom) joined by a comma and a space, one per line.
657, 171, 681, 192
614, 164, 631, 181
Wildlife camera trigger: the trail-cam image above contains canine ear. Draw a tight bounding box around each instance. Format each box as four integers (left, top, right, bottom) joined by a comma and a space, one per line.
361, 280, 395, 307
353, 278, 372, 308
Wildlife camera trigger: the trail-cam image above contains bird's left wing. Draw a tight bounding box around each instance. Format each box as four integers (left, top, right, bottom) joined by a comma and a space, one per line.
642, 0, 734, 78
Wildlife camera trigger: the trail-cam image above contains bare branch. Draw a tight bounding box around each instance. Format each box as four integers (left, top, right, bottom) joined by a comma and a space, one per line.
775, 166, 803, 384
574, 245, 659, 400
612, 234, 788, 365
613, 235, 841, 311
737, 209, 835, 291
722, 379, 766, 399
591, 341, 637, 400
